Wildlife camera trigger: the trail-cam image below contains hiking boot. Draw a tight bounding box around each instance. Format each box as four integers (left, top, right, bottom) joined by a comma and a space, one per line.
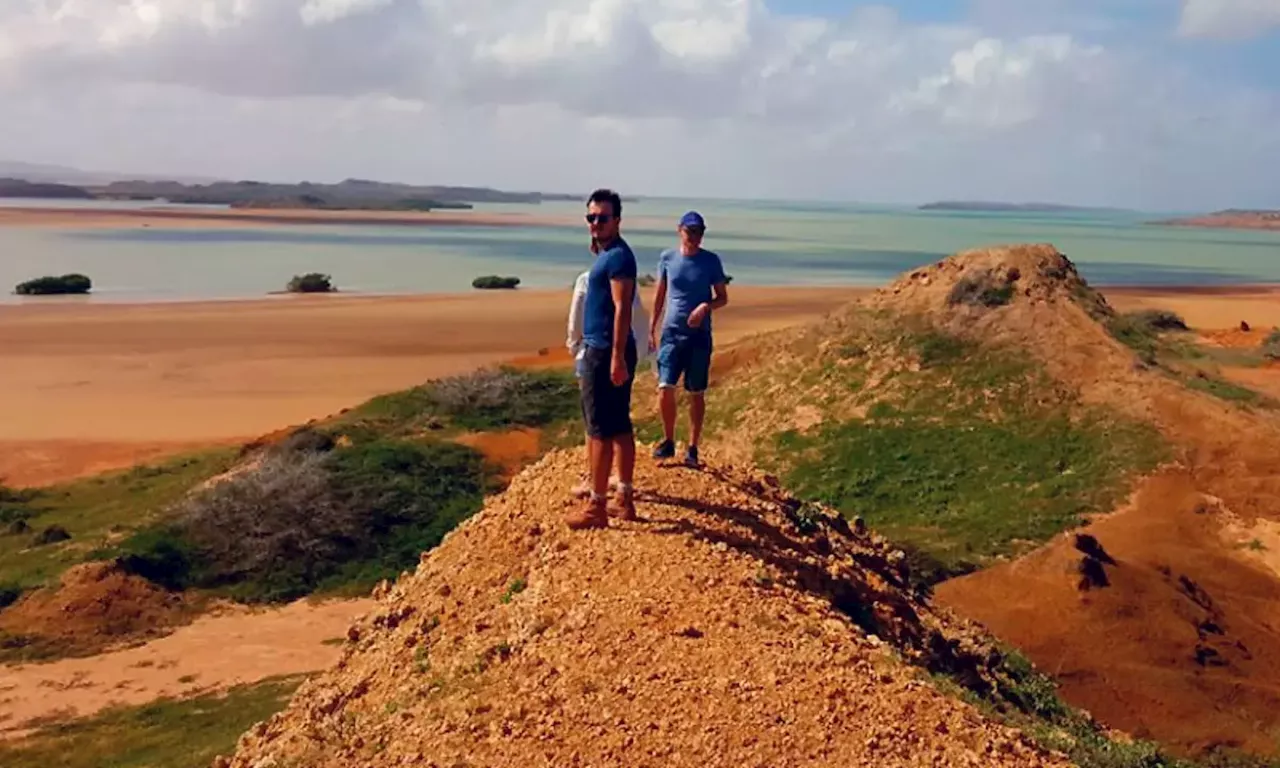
652, 439, 676, 460
684, 444, 700, 468
610, 487, 638, 522
566, 499, 609, 531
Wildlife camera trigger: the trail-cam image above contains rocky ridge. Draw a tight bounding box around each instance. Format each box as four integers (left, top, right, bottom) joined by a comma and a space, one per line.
220, 450, 1072, 767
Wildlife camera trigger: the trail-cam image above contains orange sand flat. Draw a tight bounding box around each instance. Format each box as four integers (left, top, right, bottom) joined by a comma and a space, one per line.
0, 598, 373, 736
0, 287, 857, 486
1105, 285, 1280, 331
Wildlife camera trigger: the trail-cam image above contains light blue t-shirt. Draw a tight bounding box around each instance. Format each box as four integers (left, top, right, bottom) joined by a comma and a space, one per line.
657, 247, 726, 342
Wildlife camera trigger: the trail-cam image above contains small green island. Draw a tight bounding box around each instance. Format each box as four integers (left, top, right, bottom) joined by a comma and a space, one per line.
472, 276, 521, 290
286, 273, 336, 294
14, 274, 93, 296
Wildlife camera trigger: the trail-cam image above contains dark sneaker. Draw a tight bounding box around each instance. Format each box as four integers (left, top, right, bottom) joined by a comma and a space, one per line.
652, 439, 675, 459
684, 445, 700, 468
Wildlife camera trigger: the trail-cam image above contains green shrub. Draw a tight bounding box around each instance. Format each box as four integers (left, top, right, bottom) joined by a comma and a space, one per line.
472, 275, 520, 290
120, 439, 490, 602
14, 274, 92, 296
638, 273, 656, 287
117, 526, 199, 591
31, 525, 71, 547
0, 583, 24, 610
286, 273, 334, 293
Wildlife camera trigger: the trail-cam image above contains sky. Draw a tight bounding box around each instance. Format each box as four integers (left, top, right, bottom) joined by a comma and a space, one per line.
1, 0, 1278, 211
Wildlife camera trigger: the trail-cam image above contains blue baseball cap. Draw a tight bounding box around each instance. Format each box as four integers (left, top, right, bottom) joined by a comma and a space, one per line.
679, 211, 706, 229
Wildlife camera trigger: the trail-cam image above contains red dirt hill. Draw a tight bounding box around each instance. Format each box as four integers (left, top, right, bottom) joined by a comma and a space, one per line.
866, 244, 1280, 757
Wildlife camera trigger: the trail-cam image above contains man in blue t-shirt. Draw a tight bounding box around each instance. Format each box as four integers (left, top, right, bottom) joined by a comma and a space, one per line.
648, 210, 729, 468
566, 188, 640, 531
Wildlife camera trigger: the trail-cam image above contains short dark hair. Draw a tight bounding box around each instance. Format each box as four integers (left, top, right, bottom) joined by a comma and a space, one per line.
586, 188, 622, 219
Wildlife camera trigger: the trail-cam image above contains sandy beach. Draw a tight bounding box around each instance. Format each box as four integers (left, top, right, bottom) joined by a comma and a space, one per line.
0, 287, 859, 486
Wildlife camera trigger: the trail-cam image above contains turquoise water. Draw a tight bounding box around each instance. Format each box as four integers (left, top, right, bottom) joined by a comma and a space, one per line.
2, 197, 1278, 303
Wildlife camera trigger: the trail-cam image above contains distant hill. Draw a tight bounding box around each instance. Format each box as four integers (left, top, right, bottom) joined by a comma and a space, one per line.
0, 166, 583, 209
93, 179, 577, 208
0, 178, 94, 200
920, 201, 1125, 212
0, 160, 218, 186
1152, 209, 1280, 231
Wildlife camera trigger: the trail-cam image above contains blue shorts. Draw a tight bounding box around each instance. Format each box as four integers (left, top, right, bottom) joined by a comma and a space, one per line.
657, 335, 712, 394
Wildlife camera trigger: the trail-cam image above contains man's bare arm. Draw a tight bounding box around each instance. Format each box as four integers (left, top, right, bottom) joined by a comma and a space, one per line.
709, 282, 728, 311
650, 278, 667, 337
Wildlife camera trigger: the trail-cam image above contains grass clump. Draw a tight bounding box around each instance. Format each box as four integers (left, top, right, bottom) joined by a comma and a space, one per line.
286, 272, 335, 293
947, 269, 1017, 308
0, 452, 236, 592
472, 275, 520, 290
1106, 309, 1189, 364
1182, 372, 1270, 405
0, 676, 301, 768
116, 438, 491, 602
14, 273, 92, 296
339, 366, 579, 437
771, 328, 1165, 587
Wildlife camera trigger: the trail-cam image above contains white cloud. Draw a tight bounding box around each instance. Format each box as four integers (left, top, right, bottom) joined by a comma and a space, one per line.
0, 0, 1275, 210
1179, 0, 1280, 39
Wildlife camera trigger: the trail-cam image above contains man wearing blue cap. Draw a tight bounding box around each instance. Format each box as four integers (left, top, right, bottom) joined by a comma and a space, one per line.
648, 210, 729, 467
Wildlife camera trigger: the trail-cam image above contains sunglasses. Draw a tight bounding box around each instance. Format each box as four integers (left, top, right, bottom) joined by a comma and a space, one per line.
585, 213, 614, 224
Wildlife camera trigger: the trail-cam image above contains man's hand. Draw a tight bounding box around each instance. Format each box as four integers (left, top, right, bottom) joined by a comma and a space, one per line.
687, 303, 710, 329
649, 328, 660, 355
611, 352, 629, 387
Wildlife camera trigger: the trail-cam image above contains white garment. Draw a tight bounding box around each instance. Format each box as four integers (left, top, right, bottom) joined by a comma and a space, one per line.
566, 270, 649, 366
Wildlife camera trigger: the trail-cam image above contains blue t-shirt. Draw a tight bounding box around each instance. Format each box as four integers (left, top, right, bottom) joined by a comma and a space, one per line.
657, 247, 726, 341
583, 237, 639, 350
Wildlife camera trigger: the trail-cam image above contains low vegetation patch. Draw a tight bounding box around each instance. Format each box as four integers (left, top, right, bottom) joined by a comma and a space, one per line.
286, 272, 335, 293
117, 438, 492, 602
336, 366, 579, 439
0, 452, 236, 592
472, 275, 520, 290
14, 273, 92, 296
0, 676, 301, 768
1106, 309, 1275, 408
726, 323, 1165, 588
947, 268, 1018, 308
1106, 309, 1189, 364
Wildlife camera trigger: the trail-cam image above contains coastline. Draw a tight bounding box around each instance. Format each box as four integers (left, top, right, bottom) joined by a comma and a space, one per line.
0, 204, 582, 230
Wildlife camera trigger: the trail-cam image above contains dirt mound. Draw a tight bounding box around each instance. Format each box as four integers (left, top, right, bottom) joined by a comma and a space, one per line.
221, 451, 1069, 768
851, 243, 1280, 756
0, 562, 191, 655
